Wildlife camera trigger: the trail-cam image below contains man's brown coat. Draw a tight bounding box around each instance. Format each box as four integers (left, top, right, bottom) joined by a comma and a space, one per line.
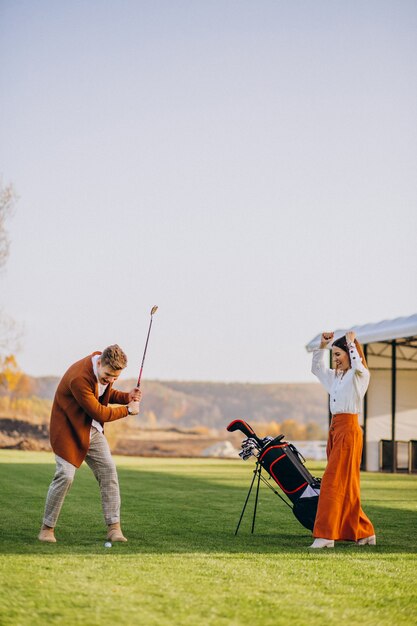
50, 352, 130, 467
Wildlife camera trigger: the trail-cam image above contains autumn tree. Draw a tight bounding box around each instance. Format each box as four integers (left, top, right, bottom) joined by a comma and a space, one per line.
305, 421, 327, 440
279, 419, 306, 440
0, 354, 33, 398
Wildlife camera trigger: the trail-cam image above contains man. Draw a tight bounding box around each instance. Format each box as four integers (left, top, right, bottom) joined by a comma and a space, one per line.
38, 344, 141, 543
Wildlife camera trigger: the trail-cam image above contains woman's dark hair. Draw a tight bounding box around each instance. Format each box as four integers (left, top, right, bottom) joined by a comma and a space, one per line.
332, 336, 349, 354
332, 335, 369, 369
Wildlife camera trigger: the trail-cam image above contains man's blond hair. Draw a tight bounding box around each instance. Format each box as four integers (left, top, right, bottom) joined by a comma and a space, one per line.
101, 344, 127, 371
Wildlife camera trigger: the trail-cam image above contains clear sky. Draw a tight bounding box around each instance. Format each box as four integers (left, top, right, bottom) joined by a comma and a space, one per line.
0, 0, 416, 383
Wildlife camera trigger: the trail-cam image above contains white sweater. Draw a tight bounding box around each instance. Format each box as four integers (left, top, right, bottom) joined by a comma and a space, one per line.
90, 354, 108, 434
312, 343, 370, 415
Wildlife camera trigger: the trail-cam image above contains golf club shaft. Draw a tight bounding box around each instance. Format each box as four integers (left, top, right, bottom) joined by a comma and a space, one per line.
136, 315, 155, 388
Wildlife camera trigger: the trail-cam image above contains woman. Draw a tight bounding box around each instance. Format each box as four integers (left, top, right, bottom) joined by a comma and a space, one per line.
310, 330, 375, 549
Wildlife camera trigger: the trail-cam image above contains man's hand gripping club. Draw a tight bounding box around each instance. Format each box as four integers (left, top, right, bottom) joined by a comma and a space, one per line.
127, 387, 142, 415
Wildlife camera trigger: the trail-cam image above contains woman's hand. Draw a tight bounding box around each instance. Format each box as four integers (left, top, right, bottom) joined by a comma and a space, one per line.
320, 332, 334, 348
346, 331, 356, 344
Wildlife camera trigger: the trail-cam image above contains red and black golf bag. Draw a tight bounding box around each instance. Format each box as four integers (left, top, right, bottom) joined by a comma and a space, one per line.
227, 419, 321, 532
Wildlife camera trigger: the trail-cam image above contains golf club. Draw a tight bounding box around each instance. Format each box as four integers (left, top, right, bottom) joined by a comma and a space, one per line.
227, 419, 264, 447
136, 305, 158, 389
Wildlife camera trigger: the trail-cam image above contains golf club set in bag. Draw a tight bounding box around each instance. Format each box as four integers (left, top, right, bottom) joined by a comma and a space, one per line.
227, 419, 321, 533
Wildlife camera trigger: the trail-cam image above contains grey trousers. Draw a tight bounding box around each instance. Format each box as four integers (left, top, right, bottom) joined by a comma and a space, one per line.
42, 428, 121, 527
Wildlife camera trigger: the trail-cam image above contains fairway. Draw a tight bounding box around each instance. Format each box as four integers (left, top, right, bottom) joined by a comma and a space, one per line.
0, 451, 416, 626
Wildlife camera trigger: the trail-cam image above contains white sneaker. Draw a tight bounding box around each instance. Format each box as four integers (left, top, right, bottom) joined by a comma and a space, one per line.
356, 535, 376, 546
309, 538, 334, 549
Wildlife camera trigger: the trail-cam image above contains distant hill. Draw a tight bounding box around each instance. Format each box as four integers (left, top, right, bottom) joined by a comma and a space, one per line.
123, 379, 329, 430
1, 377, 329, 453
25, 377, 328, 430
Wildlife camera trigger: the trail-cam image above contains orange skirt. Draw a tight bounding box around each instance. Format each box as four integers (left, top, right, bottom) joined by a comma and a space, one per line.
313, 413, 374, 541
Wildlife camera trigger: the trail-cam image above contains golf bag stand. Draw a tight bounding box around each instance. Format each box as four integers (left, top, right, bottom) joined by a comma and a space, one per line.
234, 461, 263, 536
234, 458, 295, 536
227, 419, 321, 533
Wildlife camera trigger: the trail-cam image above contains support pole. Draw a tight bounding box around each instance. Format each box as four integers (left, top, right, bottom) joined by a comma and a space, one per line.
391, 340, 397, 474
362, 343, 368, 471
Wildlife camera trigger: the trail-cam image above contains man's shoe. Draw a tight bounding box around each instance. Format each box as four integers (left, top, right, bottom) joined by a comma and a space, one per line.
38, 526, 57, 543
107, 523, 127, 542
309, 538, 334, 549
356, 535, 376, 546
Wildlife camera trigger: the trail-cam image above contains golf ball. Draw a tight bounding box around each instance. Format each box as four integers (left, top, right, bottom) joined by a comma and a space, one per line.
104, 541, 112, 548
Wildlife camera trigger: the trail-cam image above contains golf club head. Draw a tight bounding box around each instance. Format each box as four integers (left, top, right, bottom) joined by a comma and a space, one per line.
151, 305, 158, 315
239, 437, 259, 460
226, 419, 263, 447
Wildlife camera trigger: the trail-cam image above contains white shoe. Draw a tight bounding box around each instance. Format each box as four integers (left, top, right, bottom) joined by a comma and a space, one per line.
356, 535, 376, 546
309, 538, 334, 549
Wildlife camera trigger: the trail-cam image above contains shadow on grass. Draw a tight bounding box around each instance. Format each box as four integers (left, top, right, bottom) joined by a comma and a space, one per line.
0, 462, 416, 556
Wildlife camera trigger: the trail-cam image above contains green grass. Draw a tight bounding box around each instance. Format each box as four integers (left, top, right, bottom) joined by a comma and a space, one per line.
0, 451, 416, 626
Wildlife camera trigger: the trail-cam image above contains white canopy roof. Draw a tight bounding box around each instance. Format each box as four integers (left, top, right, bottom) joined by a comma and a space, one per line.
305, 313, 417, 352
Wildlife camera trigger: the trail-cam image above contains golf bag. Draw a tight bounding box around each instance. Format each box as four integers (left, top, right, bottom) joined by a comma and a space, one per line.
227, 419, 321, 531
